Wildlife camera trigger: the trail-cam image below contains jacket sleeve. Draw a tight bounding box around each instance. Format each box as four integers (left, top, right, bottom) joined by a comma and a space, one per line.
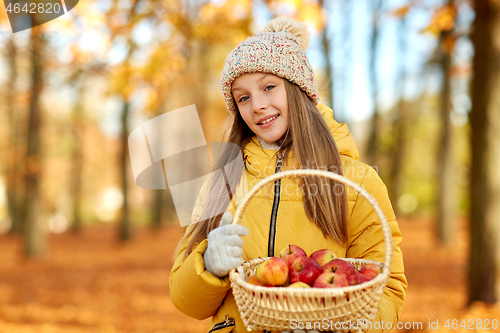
168, 181, 232, 320
346, 166, 408, 333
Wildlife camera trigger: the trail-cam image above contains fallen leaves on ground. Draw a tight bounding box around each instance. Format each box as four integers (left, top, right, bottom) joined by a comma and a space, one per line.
0, 218, 497, 332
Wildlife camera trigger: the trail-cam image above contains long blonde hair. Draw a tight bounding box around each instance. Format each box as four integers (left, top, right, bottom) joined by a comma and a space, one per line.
175, 79, 349, 260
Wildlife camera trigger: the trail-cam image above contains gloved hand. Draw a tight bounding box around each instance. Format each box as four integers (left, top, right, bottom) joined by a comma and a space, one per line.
203, 211, 248, 278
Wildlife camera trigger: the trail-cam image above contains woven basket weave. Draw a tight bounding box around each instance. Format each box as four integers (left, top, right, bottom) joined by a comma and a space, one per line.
228, 169, 394, 332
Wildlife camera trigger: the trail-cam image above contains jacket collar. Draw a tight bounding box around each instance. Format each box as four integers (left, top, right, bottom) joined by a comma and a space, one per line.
243, 103, 359, 176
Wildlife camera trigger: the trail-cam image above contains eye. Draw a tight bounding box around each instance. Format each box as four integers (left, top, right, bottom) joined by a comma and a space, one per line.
238, 96, 249, 103
265, 85, 275, 91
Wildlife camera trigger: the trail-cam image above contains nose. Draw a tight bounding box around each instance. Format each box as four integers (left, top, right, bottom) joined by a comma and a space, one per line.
252, 92, 268, 113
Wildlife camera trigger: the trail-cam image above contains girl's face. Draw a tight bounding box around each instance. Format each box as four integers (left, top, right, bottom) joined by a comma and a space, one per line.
232, 73, 289, 143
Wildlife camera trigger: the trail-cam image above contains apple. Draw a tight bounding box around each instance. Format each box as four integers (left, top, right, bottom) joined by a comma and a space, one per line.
359, 263, 382, 280
256, 257, 289, 286
313, 272, 349, 288
287, 281, 311, 288
247, 275, 274, 287
354, 272, 371, 285
289, 256, 323, 286
345, 272, 357, 285
310, 249, 337, 267
278, 244, 307, 267
323, 259, 357, 285
247, 275, 266, 286
323, 259, 356, 275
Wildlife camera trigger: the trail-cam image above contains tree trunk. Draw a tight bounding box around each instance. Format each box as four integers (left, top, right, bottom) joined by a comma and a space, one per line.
389, 102, 409, 215
5, 36, 25, 234
70, 86, 84, 233
23, 27, 45, 257
318, 0, 333, 111
119, 100, 132, 241
436, 0, 456, 244
389, 16, 409, 215
149, 102, 176, 229
114, 0, 142, 240
151, 190, 163, 229
338, 0, 352, 123
468, 0, 500, 304
366, 0, 382, 167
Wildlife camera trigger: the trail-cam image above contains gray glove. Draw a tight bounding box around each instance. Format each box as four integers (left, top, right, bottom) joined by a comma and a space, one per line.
203, 212, 248, 278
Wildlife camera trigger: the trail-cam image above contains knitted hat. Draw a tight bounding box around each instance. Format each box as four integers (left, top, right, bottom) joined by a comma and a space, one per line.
221, 17, 319, 115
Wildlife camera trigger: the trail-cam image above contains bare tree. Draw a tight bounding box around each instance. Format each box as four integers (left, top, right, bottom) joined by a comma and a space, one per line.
119, 100, 132, 241
108, 0, 143, 241
337, 0, 353, 122
318, 0, 333, 110
366, 0, 383, 167
436, 0, 456, 244
5, 36, 25, 234
70, 85, 85, 233
389, 13, 410, 216
23, 27, 46, 257
468, 0, 500, 304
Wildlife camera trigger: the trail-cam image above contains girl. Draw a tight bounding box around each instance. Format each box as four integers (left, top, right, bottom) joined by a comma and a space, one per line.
170, 17, 407, 333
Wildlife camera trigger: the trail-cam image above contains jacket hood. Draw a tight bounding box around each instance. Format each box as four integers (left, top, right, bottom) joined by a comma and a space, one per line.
244, 103, 359, 161
316, 103, 359, 160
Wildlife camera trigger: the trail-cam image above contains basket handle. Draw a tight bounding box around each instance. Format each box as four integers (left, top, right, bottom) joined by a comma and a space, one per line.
231, 169, 393, 278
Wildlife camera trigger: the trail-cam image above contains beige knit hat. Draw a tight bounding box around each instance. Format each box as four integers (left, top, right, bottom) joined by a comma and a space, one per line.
221, 17, 319, 115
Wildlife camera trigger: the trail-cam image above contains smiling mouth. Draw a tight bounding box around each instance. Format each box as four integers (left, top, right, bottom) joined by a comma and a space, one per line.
258, 114, 280, 125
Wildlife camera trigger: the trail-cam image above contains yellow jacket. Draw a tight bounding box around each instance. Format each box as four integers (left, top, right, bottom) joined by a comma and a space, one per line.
169, 104, 407, 333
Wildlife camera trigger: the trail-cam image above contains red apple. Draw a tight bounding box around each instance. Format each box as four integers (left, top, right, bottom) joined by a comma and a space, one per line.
345, 272, 357, 285
354, 272, 371, 285
256, 257, 289, 286
278, 244, 307, 267
289, 256, 323, 286
310, 249, 337, 267
359, 263, 382, 280
323, 259, 356, 275
313, 272, 349, 288
323, 259, 357, 284
287, 281, 311, 288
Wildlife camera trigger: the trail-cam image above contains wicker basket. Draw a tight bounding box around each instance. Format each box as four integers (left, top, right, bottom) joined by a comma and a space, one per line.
228, 169, 394, 332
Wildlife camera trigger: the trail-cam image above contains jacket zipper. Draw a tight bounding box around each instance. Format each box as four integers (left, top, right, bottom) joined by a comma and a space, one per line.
208, 315, 235, 332
263, 150, 285, 333
267, 150, 285, 257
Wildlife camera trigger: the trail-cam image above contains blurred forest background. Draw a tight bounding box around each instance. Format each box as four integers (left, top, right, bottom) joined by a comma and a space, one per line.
0, 0, 499, 332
